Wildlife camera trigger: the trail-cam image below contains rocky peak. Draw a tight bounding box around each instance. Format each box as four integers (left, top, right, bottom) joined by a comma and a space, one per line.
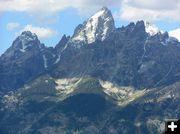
0, 32, 53, 91
71, 7, 115, 44
13, 31, 42, 52
55, 35, 70, 52
1, 31, 44, 60
121, 21, 146, 34
119, 21, 147, 40
20, 31, 37, 39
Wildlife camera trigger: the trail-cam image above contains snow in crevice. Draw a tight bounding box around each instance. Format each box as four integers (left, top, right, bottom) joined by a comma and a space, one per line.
54, 55, 61, 64
140, 37, 149, 63
161, 40, 170, 46
19, 37, 30, 52
54, 43, 68, 64
19, 31, 37, 52
43, 54, 48, 69
142, 40, 147, 60
20, 42, 28, 53
62, 43, 68, 52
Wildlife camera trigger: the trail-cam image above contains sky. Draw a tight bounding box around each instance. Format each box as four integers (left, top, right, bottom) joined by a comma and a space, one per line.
0, 0, 180, 55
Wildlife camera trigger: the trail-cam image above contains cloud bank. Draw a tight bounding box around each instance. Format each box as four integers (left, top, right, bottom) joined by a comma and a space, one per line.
169, 29, 180, 41
0, 0, 120, 18
120, 0, 180, 21
20, 25, 57, 40
0, 0, 180, 22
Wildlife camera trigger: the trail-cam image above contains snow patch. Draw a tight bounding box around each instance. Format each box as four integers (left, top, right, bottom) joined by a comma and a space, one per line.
99, 80, 148, 106
54, 42, 68, 64
55, 78, 80, 100
43, 54, 48, 69
2, 91, 23, 111
157, 91, 175, 102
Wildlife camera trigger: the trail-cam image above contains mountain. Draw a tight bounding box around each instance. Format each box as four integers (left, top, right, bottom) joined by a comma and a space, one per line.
0, 7, 180, 134
0, 31, 59, 92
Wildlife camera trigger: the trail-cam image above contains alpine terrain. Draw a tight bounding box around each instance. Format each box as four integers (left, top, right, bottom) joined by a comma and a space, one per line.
0, 7, 180, 134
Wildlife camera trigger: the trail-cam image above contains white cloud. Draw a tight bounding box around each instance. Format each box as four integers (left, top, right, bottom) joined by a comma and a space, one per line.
6, 22, 20, 31
20, 25, 57, 40
125, 0, 179, 10
169, 29, 180, 41
119, 0, 180, 22
0, 0, 121, 18
0, 0, 180, 22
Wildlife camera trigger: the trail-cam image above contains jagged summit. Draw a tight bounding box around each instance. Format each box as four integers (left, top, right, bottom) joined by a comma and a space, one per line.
18, 31, 38, 44
71, 7, 115, 44
5, 31, 44, 54
124, 20, 160, 36
0, 31, 44, 61
20, 31, 37, 38
12, 31, 40, 53
61, 7, 179, 50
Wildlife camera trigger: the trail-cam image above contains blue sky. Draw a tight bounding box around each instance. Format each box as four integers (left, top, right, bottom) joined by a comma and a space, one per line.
0, 0, 180, 55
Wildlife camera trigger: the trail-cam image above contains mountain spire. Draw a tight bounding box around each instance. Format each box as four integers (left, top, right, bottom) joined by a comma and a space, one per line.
71, 7, 115, 44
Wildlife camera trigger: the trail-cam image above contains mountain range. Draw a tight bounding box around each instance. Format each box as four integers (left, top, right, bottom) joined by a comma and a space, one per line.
0, 7, 180, 134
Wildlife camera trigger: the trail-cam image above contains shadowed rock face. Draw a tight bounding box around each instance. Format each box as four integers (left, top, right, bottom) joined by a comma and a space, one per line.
52, 21, 180, 89
0, 31, 58, 91
60, 93, 113, 119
